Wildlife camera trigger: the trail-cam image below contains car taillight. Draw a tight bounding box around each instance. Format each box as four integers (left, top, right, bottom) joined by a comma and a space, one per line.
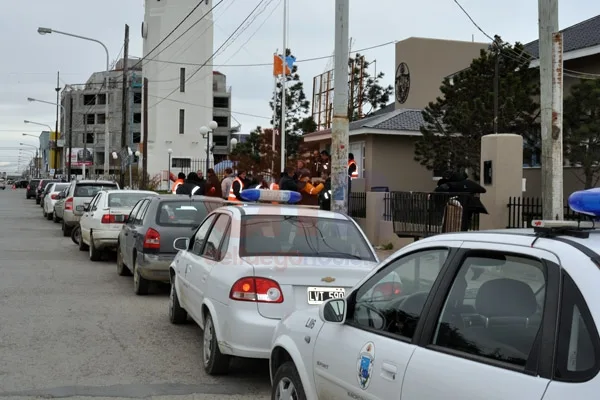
229, 277, 283, 303
26, 185, 30, 190
51, 193, 58, 200
143, 228, 160, 249
64, 197, 74, 211
101, 214, 126, 224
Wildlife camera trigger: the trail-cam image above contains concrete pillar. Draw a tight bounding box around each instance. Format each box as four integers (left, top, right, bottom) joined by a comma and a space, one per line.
479, 134, 523, 230
364, 191, 384, 243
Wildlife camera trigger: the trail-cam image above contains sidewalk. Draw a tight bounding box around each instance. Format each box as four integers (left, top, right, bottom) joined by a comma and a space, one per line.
375, 249, 395, 261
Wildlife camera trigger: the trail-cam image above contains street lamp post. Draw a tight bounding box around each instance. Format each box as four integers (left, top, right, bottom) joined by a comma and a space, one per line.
111, 152, 118, 180
27, 97, 67, 178
24, 120, 53, 176
167, 149, 173, 191
199, 120, 218, 175
22, 133, 42, 176
38, 27, 111, 177
135, 151, 141, 188
20, 143, 39, 177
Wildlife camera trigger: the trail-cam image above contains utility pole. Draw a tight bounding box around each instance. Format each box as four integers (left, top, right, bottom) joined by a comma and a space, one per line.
120, 24, 129, 188
83, 115, 88, 179
142, 77, 149, 189
492, 36, 502, 134
331, 0, 350, 214
279, 0, 287, 172
54, 71, 60, 178
67, 94, 73, 178
539, 0, 563, 219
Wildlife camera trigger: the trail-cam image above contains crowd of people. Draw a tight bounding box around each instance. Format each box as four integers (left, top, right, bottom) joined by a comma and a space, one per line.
171, 150, 357, 211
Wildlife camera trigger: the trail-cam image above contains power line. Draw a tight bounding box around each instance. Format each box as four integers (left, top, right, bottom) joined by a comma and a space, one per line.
146, 94, 271, 119
452, 0, 600, 78
145, 39, 397, 68
148, 0, 270, 110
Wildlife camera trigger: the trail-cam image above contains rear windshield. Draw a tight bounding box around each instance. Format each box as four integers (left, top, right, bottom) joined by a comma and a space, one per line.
29, 180, 40, 187
74, 183, 118, 197
53, 183, 69, 192
108, 192, 156, 208
240, 215, 375, 261
156, 201, 211, 227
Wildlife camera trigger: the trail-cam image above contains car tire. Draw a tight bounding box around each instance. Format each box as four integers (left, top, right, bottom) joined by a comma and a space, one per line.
43, 209, 47, 218
116, 244, 131, 276
77, 227, 87, 250
133, 257, 150, 295
35, 199, 40, 205
271, 362, 307, 400
169, 280, 187, 324
62, 220, 71, 237
53, 212, 60, 223
202, 313, 230, 375
89, 233, 102, 261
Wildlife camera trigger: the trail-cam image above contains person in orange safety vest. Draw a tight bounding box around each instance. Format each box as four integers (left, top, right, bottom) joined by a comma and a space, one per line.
348, 153, 359, 180
228, 170, 246, 201
171, 172, 186, 194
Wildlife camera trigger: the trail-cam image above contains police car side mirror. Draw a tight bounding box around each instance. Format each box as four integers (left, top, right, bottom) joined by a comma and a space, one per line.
319, 298, 346, 324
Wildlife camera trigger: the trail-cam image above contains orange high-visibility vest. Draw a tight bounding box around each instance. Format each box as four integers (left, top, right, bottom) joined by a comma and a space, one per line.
171, 179, 184, 194
348, 160, 359, 179
228, 177, 244, 201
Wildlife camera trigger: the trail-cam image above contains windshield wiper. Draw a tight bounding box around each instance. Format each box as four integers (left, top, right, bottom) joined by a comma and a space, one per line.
314, 251, 362, 259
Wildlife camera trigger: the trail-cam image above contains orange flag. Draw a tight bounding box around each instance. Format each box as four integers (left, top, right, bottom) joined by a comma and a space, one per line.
273, 54, 290, 76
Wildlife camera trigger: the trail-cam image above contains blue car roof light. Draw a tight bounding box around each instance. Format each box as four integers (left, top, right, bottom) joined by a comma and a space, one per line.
568, 188, 600, 218
240, 189, 302, 204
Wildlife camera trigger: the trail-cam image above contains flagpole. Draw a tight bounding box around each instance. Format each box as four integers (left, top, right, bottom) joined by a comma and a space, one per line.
272, 49, 278, 180
280, 0, 287, 172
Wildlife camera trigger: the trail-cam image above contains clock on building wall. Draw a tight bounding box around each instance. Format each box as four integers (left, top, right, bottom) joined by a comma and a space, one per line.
395, 62, 410, 104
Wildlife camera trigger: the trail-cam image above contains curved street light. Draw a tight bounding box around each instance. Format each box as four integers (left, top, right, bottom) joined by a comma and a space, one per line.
38, 27, 111, 177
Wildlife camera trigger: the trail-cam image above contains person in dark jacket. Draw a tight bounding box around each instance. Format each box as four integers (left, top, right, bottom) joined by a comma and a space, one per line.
319, 170, 332, 210
176, 172, 205, 196
279, 167, 298, 192
204, 168, 222, 198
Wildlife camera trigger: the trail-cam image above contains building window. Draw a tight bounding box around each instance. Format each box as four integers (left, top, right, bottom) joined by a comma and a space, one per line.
133, 113, 142, 124
85, 133, 94, 144
96, 113, 106, 124
213, 81, 218, 91
179, 109, 185, 134
212, 115, 228, 128
213, 135, 228, 147
97, 94, 107, 105
172, 158, 191, 168
132, 132, 141, 144
83, 94, 95, 106
213, 97, 229, 108
84, 114, 95, 125
133, 92, 142, 104
180, 68, 186, 93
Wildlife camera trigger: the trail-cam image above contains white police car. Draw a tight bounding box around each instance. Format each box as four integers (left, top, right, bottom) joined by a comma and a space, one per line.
269, 188, 600, 399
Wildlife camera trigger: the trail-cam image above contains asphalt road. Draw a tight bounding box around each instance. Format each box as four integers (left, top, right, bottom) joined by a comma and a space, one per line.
0, 189, 271, 400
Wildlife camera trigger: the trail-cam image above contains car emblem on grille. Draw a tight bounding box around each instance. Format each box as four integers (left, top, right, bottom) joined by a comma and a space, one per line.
321, 276, 335, 283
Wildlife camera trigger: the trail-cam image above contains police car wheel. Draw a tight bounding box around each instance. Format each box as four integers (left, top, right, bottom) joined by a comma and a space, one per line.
272, 361, 306, 400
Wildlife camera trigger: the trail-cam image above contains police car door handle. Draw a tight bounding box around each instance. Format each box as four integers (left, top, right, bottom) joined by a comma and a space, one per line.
381, 362, 397, 380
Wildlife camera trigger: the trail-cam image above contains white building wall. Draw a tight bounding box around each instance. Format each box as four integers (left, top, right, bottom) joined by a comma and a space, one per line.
142, 0, 214, 187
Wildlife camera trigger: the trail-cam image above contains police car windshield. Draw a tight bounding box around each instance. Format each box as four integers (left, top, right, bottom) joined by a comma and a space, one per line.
239, 215, 375, 261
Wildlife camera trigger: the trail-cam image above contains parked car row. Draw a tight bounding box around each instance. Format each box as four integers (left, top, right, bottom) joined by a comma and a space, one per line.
25, 179, 599, 399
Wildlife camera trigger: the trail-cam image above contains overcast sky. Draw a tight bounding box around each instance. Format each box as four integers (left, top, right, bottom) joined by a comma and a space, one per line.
0, 0, 598, 172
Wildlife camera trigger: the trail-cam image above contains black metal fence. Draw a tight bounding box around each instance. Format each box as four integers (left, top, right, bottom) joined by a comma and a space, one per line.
388, 191, 481, 239
349, 192, 367, 218
506, 197, 590, 228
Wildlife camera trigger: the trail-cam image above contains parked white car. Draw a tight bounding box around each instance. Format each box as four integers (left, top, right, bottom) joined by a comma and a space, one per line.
42, 182, 71, 220
269, 222, 600, 400
78, 189, 158, 261
169, 203, 379, 375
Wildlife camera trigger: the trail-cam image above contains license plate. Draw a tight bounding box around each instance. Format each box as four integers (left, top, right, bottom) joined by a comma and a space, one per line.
113, 215, 125, 222
76, 205, 84, 211
307, 287, 345, 305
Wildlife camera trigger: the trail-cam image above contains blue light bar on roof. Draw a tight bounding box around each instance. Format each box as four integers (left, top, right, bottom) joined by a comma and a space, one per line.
568, 188, 600, 217
240, 189, 302, 204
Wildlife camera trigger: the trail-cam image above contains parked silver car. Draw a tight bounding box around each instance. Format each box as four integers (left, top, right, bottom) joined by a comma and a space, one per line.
61, 180, 120, 236
117, 195, 224, 295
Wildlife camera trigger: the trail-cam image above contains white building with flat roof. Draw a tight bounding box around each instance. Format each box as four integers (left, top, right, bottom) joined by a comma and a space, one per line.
141, 0, 214, 187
